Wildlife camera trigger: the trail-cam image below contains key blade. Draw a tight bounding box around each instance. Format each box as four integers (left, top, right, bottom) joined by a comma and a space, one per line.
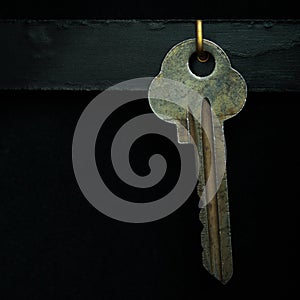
199, 99, 233, 284
199, 183, 233, 284
148, 37, 245, 284
175, 103, 233, 284
175, 106, 204, 192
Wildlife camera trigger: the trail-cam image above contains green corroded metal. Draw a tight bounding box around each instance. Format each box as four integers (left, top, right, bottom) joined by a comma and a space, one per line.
149, 38, 247, 122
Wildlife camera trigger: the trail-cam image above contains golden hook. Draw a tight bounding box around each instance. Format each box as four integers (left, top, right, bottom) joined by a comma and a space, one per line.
196, 20, 209, 62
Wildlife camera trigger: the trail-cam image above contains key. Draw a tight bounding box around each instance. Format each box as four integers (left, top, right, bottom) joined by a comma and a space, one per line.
148, 38, 247, 284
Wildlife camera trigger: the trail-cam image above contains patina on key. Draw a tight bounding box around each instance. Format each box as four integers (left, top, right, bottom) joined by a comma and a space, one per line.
148, 33, 247, 284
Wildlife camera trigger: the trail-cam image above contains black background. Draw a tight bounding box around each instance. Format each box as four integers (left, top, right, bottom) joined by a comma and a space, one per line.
1, 1, 299, 299
0, 0, 299, 19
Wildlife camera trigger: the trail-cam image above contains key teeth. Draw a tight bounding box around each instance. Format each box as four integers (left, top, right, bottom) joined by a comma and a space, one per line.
199, 206, 233, 285
199, 207, 211, 275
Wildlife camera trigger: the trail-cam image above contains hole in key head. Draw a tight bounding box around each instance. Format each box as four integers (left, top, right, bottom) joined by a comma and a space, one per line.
188, 52, 215, 77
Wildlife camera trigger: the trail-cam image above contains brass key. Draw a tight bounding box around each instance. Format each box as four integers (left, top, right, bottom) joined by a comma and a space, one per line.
148, 38, 247, 284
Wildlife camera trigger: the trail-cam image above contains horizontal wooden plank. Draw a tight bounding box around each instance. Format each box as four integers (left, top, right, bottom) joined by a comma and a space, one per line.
0, 20, 299, 91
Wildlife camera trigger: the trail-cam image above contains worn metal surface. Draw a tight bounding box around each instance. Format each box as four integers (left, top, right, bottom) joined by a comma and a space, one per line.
0, 19, 299, 91
148, 38, 247, 283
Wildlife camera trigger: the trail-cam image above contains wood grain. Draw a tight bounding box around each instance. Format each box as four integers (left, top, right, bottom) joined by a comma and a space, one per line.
0, 20, 299, 91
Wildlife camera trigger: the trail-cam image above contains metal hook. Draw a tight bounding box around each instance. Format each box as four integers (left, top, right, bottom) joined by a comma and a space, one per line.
196, 20, 209, 62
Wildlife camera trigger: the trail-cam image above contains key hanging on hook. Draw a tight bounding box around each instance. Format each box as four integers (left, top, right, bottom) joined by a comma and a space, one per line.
149, 21, 247, 283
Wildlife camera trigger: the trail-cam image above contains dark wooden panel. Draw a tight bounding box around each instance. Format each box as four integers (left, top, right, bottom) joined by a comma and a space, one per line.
0, 20, 299, 91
